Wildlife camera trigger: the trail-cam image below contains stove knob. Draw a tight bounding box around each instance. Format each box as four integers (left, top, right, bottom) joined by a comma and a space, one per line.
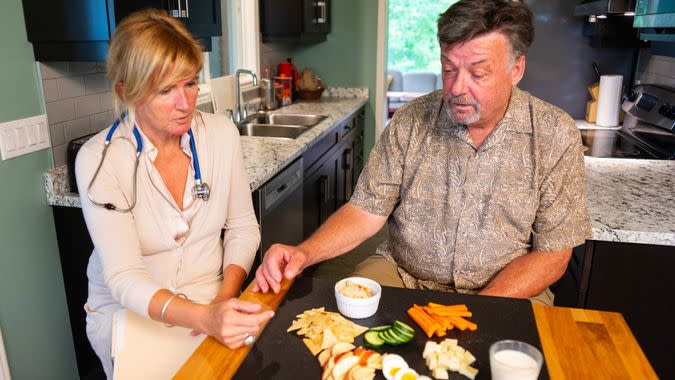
659, 104, 675, 119
623, 92, 638, 103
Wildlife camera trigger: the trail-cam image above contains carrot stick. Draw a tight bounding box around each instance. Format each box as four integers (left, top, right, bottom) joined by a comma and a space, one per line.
452, 316, 478, 331
407, 308, 435, 337
413, 305, 442, 336
427, 303, 468, 311
427, 309, 473, 318
428, 312, 449, 334
448, 316, 473, 331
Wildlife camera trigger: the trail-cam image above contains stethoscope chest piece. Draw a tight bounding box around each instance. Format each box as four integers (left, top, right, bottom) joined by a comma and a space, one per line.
192, 181, 210, 201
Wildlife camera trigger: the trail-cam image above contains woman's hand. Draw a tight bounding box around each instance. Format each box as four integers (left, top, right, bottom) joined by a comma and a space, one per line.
197, 298, 274, 349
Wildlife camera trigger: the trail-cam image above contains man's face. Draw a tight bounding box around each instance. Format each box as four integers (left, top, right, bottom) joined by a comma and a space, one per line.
441, 31, 525, 128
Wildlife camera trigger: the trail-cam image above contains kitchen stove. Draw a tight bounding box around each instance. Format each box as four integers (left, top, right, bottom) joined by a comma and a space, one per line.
580, 84, 675, 160
580, 120, 674, 159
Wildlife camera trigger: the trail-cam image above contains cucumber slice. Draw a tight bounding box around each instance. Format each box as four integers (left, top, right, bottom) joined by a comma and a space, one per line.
382, 329, 404, 345
378, 330, 399, 345
391, 325, 414, 341
391, 326, 414, 343
369, 325, 392, 332
364, 331, 384, 348
393, 320, 415, 335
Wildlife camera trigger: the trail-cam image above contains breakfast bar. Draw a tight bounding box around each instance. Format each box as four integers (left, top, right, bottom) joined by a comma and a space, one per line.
173, 277, 656, 379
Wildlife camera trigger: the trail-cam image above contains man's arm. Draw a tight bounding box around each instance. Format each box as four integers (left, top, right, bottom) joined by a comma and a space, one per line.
479, 248, 572, 298
253, 203, 388, 293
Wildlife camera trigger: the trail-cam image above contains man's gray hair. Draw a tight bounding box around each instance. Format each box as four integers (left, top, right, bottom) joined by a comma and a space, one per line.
437, 0, 534, 59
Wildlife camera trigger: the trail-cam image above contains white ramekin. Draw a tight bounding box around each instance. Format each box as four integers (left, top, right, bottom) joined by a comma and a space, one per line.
334, 276, 382, 319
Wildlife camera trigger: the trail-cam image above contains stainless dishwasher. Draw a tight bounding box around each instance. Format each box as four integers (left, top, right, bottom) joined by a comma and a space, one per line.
253, 158, 304, 262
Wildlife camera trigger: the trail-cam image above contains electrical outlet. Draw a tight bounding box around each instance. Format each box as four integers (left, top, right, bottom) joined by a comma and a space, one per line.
0, 114, 50, 160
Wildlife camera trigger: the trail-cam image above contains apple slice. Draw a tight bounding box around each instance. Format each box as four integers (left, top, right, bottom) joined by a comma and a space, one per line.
318, 349, 332, 367
358, 350, 376, 366
331, 342, 356, 356
322, 363, 334, 380
353, 346, 366, 357
332, 354, 360, 380
351, 365, 375, 380
366, 352, 382, 369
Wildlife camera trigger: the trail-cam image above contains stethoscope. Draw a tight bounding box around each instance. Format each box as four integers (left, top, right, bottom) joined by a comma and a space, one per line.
87, 114, 210, 212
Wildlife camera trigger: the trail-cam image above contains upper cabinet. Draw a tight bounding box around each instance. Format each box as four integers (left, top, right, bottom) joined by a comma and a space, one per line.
21, 0, 221, 61
260, 0, 330, 44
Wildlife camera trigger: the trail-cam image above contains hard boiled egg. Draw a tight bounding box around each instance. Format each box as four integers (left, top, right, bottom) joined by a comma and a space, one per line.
382, 354, 408, 380
394, 367, 418, 380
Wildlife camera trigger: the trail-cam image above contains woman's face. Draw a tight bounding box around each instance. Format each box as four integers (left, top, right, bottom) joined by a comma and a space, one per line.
135, 75, 200, 140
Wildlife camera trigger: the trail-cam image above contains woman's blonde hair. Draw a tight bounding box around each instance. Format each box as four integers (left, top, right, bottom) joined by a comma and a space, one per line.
107, 8, 203, 126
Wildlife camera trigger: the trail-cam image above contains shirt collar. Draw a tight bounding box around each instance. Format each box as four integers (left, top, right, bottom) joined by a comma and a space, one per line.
133, 122, 194, 162
498, 86, 533, 134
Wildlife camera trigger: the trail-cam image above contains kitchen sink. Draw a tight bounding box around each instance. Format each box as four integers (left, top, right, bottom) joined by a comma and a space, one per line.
237, 112, 327, 139
238, 123, 309, 139
243, 112, 327, 127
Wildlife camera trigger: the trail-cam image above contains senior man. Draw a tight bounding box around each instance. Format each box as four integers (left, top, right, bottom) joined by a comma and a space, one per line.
254, 0, 591, 305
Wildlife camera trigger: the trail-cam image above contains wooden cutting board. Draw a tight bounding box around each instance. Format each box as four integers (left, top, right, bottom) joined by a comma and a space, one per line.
232, 276, 548, 379
173, 278, 293, 379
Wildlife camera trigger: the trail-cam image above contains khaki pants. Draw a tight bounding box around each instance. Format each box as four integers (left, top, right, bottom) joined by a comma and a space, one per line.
352, 255, 554, 306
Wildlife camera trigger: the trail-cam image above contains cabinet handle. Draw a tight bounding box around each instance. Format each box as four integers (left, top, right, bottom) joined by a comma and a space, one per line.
169, 0, 189, 18
313, 1, 327, 24
343, 149, 352, 170
319, 175, 330, 221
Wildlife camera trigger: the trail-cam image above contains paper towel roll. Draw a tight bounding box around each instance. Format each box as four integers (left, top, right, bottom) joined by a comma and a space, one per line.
596, 75, 623, 127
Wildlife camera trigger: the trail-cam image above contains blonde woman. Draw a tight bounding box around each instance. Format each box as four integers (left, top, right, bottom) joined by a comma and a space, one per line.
75, 9, 272, 377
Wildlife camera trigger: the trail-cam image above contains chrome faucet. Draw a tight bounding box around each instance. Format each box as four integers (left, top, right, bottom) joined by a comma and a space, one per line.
235, 69, 258, 124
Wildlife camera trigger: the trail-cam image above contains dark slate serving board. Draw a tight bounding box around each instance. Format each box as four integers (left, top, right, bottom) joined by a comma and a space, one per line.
234, 276, 548, 379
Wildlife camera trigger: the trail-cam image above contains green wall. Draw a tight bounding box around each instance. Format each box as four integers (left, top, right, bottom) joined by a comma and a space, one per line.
0, 0, 78, 378
291, 0, 380, 157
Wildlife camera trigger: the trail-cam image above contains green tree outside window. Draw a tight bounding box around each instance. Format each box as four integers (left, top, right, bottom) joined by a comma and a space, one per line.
387, 0, 459, 73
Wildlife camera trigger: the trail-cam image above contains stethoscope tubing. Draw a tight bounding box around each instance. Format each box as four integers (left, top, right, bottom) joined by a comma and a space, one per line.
86, 113, 208, 212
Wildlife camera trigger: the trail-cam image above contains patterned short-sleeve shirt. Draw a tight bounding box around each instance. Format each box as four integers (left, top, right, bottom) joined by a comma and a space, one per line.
350, 87, 592, 291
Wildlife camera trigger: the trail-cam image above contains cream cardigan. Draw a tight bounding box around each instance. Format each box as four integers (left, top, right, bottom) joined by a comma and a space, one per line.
76, 112, 260, 319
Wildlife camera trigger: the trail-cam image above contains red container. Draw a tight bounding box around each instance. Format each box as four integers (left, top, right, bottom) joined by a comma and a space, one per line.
278, 59, 299, 84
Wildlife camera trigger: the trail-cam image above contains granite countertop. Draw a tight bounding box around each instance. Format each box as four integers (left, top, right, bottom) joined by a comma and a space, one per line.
45, 108, 675, 246
44, 87, 369, 207
585, 157, 674, 246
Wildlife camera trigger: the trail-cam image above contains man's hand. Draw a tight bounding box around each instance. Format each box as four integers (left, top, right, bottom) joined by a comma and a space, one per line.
252, 243, 309, 294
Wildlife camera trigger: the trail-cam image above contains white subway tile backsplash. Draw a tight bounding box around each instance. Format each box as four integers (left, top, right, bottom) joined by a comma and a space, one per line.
56, 76, 85, 98
75, 94, 102, 118
65, 117, 92, 142
100, 92, 113, 111
91, 111, 114, 132
69, 62, 105, 75
46, 99, 76, 124
52, 143, 68, 167
85, 73, 111, 94
39, 62, 69, 80
43, 79, 59, 102
49, 122, 66, 146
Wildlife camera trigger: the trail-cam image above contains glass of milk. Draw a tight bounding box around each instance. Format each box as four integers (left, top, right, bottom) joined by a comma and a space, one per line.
489, 340, 543, 380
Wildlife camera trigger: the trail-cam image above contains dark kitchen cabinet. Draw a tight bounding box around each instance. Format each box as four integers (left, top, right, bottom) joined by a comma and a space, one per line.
260, 0, 330, 43
21, 0, 220, 61
582, 241, 675, 379
51, 207, 104, 380
302, 151, 339, 238
302, 108, 364, 237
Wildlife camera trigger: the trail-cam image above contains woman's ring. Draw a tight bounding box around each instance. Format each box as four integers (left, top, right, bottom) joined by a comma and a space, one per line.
244, 333, 256, 346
